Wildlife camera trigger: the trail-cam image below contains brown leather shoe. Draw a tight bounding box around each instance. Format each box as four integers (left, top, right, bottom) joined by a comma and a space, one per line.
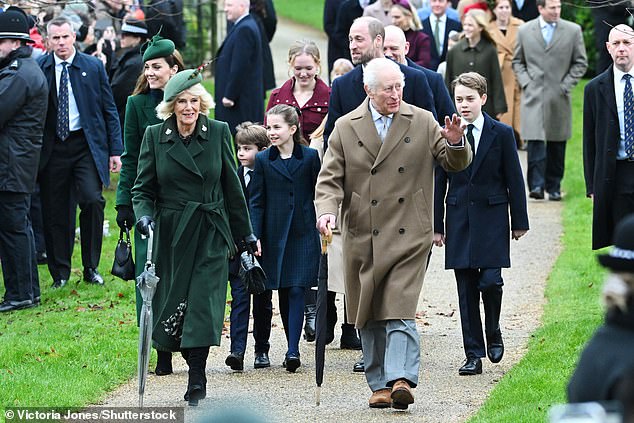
368, 388, 392, 408
391, 379, 414, 410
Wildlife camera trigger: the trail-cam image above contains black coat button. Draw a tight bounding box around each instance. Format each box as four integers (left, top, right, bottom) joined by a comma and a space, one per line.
404, 137, 411, 143
371, 169, 377, 175
373, 229, 379, 236
398, 167, 405, 173
358, 141, 363, 146
398, 198, 404, 203
371, 200, 377, 206
399, 228, 405, 234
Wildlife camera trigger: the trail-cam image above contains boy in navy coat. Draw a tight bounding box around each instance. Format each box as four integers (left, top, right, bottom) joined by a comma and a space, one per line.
225, 122, 273, 371
434, 72, 529, 376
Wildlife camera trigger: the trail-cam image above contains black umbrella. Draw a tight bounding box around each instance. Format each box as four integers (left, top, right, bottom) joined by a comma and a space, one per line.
315, 225, 332, 406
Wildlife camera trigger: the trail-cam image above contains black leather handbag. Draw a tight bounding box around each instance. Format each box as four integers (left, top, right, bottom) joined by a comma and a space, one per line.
239, 252, 267, 295
111, 228, 135, 281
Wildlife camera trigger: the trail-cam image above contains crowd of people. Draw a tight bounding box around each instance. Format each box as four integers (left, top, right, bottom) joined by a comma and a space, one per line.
1, 0, 634, 415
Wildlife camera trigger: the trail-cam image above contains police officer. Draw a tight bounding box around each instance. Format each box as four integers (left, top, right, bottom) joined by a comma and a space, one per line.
0, 7, 48, 312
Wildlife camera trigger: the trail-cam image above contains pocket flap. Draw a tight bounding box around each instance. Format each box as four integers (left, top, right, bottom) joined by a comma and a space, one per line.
488, 194, 508, 205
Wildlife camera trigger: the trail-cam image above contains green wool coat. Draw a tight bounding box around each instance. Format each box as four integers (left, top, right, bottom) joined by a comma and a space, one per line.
132, 114, 252, 351
115, 92, 162, 320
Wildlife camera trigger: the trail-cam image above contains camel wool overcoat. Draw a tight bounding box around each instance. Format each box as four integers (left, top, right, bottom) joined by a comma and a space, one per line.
315, 98, 472, 328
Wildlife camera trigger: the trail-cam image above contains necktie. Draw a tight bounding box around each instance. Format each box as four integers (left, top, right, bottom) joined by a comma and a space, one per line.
56, 62, 70, 141
245, 169, 253, 187
466, 124, 475, 153
379, 116, 388, 142
543, 23, 554, 45
624, 74, 634, 158
434, 18, 441, 54
515, 0, 524, 10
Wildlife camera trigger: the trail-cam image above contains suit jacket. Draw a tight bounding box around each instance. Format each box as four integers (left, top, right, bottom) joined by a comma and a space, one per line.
422, 15, 463, 71
325, 63, 437, 140
315, 98, 472, 327
512, 18, 587, 141
512, 0, 538, 22
445, 37, 508, 117
406, 57, 456, 120
38, 51, 123, 187
434, 113, 528, 269
332, 0, 364, 63
215, 14, 264, 135
249, 143, 321, 290
583, 66, 623, 250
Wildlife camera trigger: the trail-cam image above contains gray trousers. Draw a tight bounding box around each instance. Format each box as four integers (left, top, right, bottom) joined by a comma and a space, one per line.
359, 319, 420, 391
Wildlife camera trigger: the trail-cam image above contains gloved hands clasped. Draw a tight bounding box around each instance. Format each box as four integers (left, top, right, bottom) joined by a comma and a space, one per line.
238, 233, 258, 255
136, 216, 155, 237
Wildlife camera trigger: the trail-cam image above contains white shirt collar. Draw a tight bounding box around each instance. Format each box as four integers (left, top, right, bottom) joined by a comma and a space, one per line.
54, 50, 76, 66
433, 13, 447, 23
369, 100, 394, 122
613, 65, 634, 85
465, 113, 485, 132
539, 16, 556, 29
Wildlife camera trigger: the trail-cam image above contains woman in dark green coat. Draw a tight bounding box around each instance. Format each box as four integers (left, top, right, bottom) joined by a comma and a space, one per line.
114, 34, 184, 375
445, 9, 507, 118
132, 69, 256, 406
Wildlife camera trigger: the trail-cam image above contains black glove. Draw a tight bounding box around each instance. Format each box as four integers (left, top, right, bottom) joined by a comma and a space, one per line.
238, 233, 258, 255
136, 216, 154, 237
115, 205, 136, 230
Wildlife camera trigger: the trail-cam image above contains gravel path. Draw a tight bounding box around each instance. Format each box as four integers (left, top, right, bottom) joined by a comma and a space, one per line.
100, 18, 563, 422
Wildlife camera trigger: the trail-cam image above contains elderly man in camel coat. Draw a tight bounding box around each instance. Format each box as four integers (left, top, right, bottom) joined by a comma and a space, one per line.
315, 58, 472, 410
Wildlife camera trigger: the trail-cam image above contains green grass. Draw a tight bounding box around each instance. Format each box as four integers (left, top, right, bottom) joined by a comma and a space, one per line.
0, 178, 141, 407
469, 80, 607, 421
274, 0, 325, 31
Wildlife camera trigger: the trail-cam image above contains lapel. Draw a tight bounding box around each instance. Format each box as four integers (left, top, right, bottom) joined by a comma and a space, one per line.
41, 54, 58, 108
218, 14, 250, 54
547, 21, 562, 51
530, 20, 548, 50
470, 114, 495, 177
374, 102, 413, 168
348, 98, 382, 162
268, 143, 304, 181
598, 66, 618, 121
68, 53, 89, 117
350, 67, 367, 105
163, 116, 206, 178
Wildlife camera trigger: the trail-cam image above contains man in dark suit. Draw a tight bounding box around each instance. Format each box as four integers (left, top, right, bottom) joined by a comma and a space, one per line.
421, 0, 462, 71
215, 0, 264, 136
325, 16, 439, 141
584, 24, 634, 250
332, 0, 372, 66
38, 17, 122, 288
434, 72, 528, 375
383, 24, 455, 120
324, 0, 346, 78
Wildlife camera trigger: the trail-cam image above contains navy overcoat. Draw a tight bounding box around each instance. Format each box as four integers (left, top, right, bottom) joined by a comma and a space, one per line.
434, 114, 529, 269
249, 144, 321, 290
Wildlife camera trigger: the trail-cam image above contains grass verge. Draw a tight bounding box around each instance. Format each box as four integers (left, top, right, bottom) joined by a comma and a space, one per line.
469, 81, 607, 421
274, 0, 325, 31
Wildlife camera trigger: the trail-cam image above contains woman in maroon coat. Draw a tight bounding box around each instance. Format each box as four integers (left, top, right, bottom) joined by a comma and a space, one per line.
266, 39, 330, 141
390, 0, 431, 68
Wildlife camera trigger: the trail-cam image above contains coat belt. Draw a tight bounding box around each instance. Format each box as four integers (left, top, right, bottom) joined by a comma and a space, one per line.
157, 199, 236, 258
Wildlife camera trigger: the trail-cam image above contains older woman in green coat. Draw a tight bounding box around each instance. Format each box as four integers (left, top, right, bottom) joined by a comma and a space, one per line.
115, 34, 184, 376
132, 69, 256, 406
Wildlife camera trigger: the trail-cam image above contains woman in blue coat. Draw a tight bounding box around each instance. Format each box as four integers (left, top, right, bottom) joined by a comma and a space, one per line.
250, 104, 321, 372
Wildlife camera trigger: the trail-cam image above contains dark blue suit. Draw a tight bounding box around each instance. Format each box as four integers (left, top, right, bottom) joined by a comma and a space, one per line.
38, 51, 122, 282
406, 57, 456, 120
421, 16, 462, 71
324, 63, 438, 141
434, 114, 528, 359
215, 14, 264, 135
228, 165, 273, 355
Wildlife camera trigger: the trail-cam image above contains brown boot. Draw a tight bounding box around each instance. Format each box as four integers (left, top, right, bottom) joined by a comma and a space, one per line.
391, 379, 414, 410
368, 388, 391, 408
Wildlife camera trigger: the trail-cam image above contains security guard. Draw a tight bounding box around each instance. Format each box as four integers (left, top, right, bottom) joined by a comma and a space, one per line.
0, 7, 48, 312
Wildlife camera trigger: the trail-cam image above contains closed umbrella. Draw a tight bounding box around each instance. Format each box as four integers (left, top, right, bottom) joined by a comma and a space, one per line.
315, 225, 332, 406
136, 227, 160, 407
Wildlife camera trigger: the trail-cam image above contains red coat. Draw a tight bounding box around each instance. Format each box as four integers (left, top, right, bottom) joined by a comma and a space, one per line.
266, 77, 330, 141
405, 29, 432, 69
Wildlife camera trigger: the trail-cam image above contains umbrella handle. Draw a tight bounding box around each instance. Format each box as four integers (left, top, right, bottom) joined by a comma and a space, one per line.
321, 223, 332, 254
146, 226, 154, 264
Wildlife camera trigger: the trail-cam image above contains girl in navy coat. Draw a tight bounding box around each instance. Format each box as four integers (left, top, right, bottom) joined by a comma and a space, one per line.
250, 104, 321, 372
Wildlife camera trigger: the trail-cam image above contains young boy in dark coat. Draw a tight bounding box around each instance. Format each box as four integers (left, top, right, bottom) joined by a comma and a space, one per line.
433, 72, 529, 376
225, 122, 273, 371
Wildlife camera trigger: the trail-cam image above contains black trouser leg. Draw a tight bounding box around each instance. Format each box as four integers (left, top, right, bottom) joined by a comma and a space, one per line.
545, 141, 566, 194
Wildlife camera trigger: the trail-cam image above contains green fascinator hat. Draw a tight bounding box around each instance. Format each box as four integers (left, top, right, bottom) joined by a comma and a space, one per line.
163, 68, 204, 102
141, 33, 175, 62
